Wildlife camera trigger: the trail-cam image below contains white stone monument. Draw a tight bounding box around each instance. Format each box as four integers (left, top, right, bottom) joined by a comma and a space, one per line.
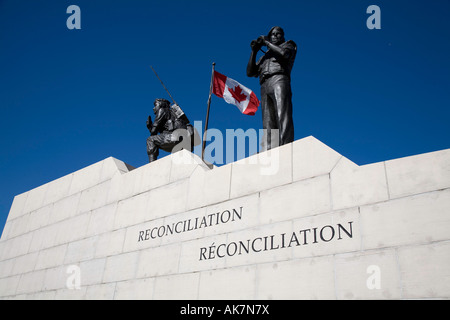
0, 136, 449, 299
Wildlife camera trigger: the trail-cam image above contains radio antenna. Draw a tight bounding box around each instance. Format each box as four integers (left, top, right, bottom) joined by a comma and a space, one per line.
150, 65, 177, 105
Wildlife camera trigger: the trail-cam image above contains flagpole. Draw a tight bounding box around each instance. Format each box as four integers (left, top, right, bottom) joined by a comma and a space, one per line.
202, 62, 215, 161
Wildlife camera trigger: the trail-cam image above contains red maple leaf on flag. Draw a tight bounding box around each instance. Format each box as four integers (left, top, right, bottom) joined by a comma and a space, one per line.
228, 85, 247, 104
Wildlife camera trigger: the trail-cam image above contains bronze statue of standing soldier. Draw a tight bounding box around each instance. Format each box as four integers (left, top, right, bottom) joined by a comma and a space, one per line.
247, 26, 297, 150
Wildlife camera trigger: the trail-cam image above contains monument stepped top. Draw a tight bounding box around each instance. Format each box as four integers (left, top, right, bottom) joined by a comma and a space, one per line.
3, 135, 449, 240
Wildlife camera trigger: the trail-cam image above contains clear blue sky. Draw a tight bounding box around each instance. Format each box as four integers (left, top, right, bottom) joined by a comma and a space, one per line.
1, 0, 449, 236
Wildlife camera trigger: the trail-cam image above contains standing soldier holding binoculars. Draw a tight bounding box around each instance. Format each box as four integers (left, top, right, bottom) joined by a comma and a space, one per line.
247, 26, 297, 151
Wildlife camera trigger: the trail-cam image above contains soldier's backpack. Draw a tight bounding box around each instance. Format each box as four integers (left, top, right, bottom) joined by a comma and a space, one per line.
170, 103, 190, 129
169, 104, 201, 147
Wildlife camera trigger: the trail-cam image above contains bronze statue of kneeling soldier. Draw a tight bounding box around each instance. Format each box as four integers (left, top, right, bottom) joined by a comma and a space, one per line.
146, 98, 198, 163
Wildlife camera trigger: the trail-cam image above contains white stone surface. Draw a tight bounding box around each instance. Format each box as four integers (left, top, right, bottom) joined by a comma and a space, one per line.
145, 179, 189, 220
256, 256, 336, 299
137, 156, 172, 193
186, 164, 231, 210
259, 174, 331, 225
292, 136, 342, 182
198, 265, 257, 299
68, 161, 104, 196
94, 229, 126, 258
27, 204, 53, 233
85, 283, 116, 300
334, 249, 402, 299
64, 237, 97, 265
103, 251, 140, 283
35, 244, 67, 270
136, 243, 182, 278
42, 266, 67, 291
16, 269, 46, 295
385, 149, 450, 199
398, 241, 450, 299
230, 143, 292, 198
360, 189, 450, 249
330, 157, 389, 210
114, 278, 154, 300
49, 193, 81, 225
169, 149, 209, 182
1, 137, 449, 300
5, 192, 28, 222
22, 184, 48, 216
43, 173, 73, 208
152, 273, 200, 300
114, 191, 151, 230
79, 258, 106, 287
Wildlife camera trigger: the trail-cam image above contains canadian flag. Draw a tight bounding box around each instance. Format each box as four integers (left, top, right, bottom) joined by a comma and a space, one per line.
212, 71, 260, 116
